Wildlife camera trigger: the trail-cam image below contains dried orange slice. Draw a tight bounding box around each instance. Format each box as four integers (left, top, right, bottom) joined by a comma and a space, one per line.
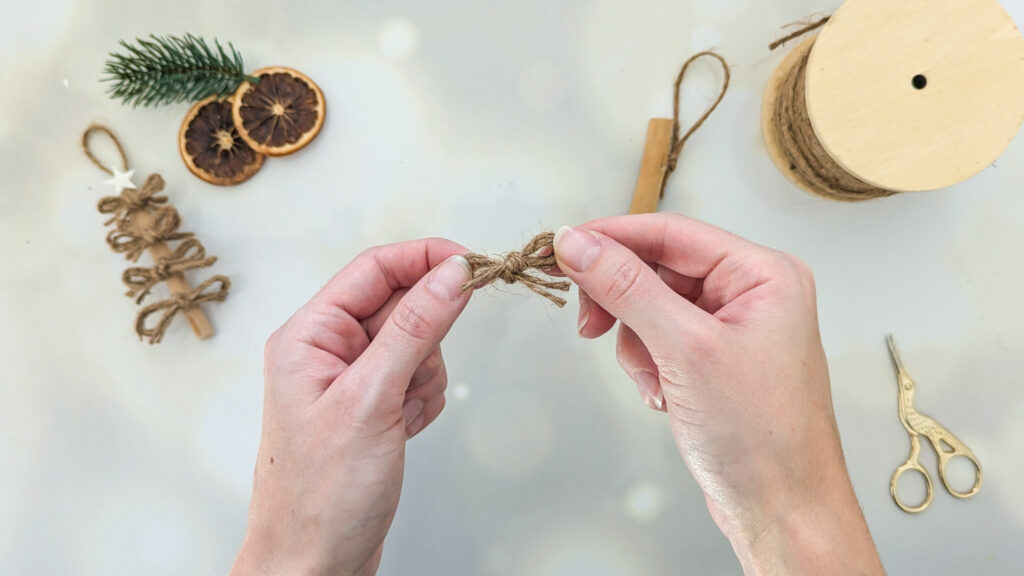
231, 66, 325, 156
179, 95, 265, 186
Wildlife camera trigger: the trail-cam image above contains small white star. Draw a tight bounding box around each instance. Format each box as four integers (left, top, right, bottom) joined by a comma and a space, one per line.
104, 168, 138, 194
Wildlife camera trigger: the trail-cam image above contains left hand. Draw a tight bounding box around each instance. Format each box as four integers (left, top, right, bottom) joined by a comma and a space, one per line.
230, 239, 473, 576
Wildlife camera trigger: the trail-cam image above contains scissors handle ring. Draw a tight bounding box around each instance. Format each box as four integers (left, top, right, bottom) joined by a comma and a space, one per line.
891, 459, 933, 513
937, 451, 983, 499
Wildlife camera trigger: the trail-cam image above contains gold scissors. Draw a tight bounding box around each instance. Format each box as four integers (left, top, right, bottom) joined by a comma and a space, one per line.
886, 335, 982, 513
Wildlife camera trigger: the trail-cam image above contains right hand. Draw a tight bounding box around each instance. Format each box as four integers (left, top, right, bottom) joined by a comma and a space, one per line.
552, 213, 883, 575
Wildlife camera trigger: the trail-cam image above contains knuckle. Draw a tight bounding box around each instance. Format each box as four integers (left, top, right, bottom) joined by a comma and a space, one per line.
682, 324, 719, 357
357, 244, 385, 259
389, 301, 436, 342
264, 326, 286, 357
601, 259, 645, 305
782, 253, 816, 289
417, 352, 445, 382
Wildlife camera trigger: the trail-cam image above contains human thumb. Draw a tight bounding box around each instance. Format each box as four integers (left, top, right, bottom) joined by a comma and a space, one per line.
329, 255, 473, 413
553, 225, 707, 346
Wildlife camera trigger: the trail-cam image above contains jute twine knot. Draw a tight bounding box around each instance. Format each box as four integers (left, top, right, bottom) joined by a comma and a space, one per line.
136, 275, 231, 344
462, 231, 571, 307
123, 238, 218, 303
98, 173, 169, 226
106, 206, 193, 262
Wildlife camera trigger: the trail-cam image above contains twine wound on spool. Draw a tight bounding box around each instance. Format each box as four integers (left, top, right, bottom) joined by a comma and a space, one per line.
462, 232, 571, 307
768, 17, 899, 201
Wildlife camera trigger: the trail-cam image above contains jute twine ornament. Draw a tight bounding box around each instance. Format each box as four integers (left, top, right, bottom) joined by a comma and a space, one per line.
629, 51, 730, 214
464, 53, 729, 305
82, 124, 230, 344
762, 0, 1024, 201
462, 232, 570, 306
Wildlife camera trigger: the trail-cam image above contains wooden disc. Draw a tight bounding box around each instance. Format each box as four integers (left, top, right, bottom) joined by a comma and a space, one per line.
762, 36, 824, 197
806, 0, 1024, 192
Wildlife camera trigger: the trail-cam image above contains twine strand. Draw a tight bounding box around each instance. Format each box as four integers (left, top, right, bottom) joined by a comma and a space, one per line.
82, 124, 130, 175
462, 232, 571, 307
664, 51, 731, 195
136, 275, 231, 344
769, 16, 831, 51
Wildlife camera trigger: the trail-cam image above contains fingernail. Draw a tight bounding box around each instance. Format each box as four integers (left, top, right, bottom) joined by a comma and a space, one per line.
634, 370, 664, 410
554, 226, 601, 272
427, 255, 472, 301
402, 398, 424, 431
577, 292, 591, 335
406, 412, 427, 438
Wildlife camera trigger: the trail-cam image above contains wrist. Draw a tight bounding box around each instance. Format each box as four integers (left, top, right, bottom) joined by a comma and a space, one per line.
230, 526, 380, 576
724, 467, 883, 576
229, 529, 326, 576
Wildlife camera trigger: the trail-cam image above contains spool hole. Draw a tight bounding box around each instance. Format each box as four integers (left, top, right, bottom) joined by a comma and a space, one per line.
912, 74, 928, 90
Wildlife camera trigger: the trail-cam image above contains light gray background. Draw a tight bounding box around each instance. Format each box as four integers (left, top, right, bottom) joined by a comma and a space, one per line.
2, 0, 1022, 574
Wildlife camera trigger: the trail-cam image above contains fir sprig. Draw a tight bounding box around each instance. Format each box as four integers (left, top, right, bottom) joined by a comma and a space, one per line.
103, 34, 258, 107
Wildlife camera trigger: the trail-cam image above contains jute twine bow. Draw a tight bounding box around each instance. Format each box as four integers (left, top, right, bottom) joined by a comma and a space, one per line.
136, 275, 231, 344
663, 51, 731, 196
123, 238, 218, 303
98, 173, 169, 226
462, 232, 571, 307
106, 206, 193, 262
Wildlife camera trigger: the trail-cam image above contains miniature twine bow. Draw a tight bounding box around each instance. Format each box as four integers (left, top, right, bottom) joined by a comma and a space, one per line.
122, 238, 218, 303
462, 232, 572, 307
98, 173, 169, 227
135, 275, 231, 344
106, 206, 193, 262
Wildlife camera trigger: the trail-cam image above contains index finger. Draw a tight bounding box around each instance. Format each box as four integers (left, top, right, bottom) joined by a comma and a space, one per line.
579, 212, 755, 280
305, 237, 468, 320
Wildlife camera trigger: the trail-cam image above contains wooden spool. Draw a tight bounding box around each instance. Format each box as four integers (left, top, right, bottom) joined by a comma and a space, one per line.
763, 0, 1024, 194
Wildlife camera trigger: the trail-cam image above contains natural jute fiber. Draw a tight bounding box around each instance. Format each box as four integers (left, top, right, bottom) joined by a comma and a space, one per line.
462, 232, 571, 307
769, 18, 898, 201
82, 123, 229, 343
136, 276, 230, 344
664, 51, 731, 195
123, 238, 218, 304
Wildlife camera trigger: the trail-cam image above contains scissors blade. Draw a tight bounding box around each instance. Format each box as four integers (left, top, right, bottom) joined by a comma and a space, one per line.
886, 335, 917, 433
886, 335, 913, 387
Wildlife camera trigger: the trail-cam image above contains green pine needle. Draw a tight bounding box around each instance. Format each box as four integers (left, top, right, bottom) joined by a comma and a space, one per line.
103, 33, 258, 107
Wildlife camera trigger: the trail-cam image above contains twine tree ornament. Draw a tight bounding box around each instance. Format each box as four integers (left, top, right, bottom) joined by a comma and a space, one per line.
82, 124, 230, 344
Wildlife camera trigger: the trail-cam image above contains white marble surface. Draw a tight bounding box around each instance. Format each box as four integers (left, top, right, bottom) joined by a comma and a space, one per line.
2, 0, 1023, 574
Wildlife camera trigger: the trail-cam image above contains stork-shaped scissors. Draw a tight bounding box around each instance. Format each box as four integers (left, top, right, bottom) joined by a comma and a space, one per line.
887, 335, 982, 513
